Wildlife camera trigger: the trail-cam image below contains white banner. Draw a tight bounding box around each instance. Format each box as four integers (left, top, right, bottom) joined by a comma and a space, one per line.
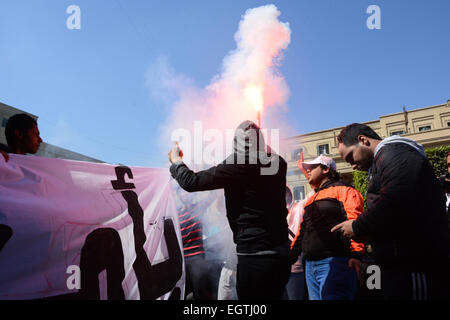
0, 154, 184, 300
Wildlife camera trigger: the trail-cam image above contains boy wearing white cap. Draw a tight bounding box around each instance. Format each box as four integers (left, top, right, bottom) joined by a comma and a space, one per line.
289, 155, 365, 300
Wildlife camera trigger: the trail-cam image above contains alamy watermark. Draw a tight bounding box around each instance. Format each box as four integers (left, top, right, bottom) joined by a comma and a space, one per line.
64, 5, 380, 31
66, 264, 81, 290
171, 121, 280, 175
366, 5, 381, 30
65, 262, 382, 291
66, 5, 81, 30
366, 264, 381, 290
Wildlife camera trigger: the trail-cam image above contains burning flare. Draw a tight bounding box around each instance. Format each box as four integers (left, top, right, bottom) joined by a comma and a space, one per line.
245, 85, 264, 112
155, 4, 291, 156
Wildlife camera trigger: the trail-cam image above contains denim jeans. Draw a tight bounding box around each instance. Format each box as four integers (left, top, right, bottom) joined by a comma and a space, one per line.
305, 257, 357, 300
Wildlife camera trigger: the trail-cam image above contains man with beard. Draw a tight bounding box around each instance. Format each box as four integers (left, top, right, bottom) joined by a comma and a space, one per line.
332, 123, 449, 299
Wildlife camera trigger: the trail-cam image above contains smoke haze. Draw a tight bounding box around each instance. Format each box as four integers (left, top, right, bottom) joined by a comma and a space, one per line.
147, 5, 294, 299
148, 4, 293, 163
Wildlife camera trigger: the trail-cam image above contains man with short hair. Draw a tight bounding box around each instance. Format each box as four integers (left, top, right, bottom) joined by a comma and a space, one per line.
0, 114, 42, 259
332, 123, 449, 300
5, 113, 42, 155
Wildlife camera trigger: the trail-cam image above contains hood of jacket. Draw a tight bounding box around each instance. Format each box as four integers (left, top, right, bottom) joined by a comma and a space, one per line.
232, 120, 269, 164
374, 135, 426, 158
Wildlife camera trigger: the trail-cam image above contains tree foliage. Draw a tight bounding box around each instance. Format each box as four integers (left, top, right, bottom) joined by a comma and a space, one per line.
424, 145, 450, 177
352, 170, 368, 210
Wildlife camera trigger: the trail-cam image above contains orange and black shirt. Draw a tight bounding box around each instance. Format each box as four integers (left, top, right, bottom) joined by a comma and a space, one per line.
290, 180, 365, 261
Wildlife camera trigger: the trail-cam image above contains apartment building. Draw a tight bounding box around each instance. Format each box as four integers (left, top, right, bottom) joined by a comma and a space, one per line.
283, 101, 450, 201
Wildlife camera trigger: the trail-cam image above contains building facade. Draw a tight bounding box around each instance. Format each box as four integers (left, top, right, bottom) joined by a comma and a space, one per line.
283, 101, 450, 202
0, 102, 104, 163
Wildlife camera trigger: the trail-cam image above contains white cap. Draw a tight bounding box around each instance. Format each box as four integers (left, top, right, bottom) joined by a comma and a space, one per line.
302, 155, 336, 171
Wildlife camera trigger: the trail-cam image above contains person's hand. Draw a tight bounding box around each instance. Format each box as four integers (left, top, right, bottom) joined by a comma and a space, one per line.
168, 142, 183, 164
297, 151, 309, 178
1, 151, 9, 162
348, 258, 364, 285
331, 220, 355, 238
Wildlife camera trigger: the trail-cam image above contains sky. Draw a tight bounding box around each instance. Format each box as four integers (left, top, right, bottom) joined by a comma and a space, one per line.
1, 0, 449, 167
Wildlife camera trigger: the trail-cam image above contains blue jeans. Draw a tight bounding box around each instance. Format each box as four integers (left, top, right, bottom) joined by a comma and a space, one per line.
305, 257, 357, 300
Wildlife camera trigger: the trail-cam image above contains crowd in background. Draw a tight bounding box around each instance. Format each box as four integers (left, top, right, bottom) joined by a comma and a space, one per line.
169, 121, 450, 300
1, 113, 449, 300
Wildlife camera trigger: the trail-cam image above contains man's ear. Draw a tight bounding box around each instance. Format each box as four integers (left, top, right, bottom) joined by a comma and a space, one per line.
357, 135, 370, 146
322, 166, 330, 174
13, 129, 23, 140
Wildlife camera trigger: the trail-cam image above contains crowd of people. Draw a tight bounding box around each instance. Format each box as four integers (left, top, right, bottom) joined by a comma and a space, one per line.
1, 113, 449, 300
169, 121, 450, 300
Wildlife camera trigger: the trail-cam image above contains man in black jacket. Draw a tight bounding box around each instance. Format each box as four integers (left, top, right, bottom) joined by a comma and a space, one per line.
168, 120, 290, 300
332, 123, 449, 299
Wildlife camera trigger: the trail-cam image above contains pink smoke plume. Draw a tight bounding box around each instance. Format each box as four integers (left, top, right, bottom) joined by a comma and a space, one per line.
151, 4, 292, 164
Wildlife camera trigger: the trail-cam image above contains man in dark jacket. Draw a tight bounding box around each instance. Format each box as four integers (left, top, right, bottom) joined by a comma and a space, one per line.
168, 120, 290, 300
332, 123, 449, 299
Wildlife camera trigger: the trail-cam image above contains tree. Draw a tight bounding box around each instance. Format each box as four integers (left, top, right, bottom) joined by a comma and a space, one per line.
424, 145, 450, 177
352, 170, 368, 210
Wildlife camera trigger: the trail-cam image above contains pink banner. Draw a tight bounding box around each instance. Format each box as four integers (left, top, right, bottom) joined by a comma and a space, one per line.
0, 154, 184, 300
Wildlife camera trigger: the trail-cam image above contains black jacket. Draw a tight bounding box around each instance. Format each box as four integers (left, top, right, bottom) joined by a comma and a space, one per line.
290, 180, 365, 262
352, 142, 449, 270
170, 157, 289, 254
170, 121, 289, 254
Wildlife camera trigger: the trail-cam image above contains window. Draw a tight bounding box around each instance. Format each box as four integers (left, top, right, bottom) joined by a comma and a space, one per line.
293, 186, 305, 201
418, 125, 431, 132
291, 148, 303, 161
287, 169, 301, 176
390, 130, 405, 136
317, 144, 329, 156
447, 122, 450, 127
1, 118, 7, 128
